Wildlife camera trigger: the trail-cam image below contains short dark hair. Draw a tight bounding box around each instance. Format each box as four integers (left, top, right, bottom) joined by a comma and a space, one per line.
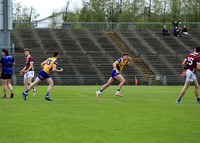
53, 51, 59, 57
122, 53, 129, 57
24, 49, 31, 55
2, 48, 9, 55
196, 47, 200, 53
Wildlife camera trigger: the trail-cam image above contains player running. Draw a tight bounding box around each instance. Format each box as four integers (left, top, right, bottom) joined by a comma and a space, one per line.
20, 49, 36, 96
96, 53, 132, 98
176, 47, 200, 104
0, 48, 15, 98
22, 51, 63, 101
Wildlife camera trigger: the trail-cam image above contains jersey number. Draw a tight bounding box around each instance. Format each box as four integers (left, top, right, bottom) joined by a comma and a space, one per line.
46, 59, 52, 65
187, 57, 194, 65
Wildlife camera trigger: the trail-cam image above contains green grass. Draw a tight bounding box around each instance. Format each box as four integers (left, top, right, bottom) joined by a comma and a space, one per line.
0, 85, 199, 143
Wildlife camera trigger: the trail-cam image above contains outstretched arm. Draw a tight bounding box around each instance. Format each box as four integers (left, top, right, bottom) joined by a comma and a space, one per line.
127, 57, 132, 67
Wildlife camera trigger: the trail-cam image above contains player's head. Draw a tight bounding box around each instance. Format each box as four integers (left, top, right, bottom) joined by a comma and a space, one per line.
122, 53, 129, 60
195, 47, 200, 53
2, 48, 9, 56
24, 49, 31, 56
53, 51, 59, 58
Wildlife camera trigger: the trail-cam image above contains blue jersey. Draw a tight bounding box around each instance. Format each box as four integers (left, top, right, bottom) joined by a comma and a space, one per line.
0, 55, 15, 74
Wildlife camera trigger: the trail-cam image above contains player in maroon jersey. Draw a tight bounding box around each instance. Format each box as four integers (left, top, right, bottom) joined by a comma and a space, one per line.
176, 47, 200, 103
20, 49, 36, 96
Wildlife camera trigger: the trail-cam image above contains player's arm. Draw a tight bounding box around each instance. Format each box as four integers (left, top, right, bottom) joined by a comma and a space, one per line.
24, 62, 33, 73
20, 66, 26, 74
113, 61, 120, 73
13, 62, 15, 66
182, 59, 187, 70
196, 58, 200, 72
197, 63, 200, 72
127, 56, 132, 67
41, 60, 46, 68
20, 66, 26, 71
52, 64, 63, 72
181, 59, 187, 77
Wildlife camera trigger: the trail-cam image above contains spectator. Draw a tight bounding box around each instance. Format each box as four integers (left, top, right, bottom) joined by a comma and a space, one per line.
162, 25, 170, 35
171, 19, 180, 32
182, 25, 188, 35
174, 26, 181, 36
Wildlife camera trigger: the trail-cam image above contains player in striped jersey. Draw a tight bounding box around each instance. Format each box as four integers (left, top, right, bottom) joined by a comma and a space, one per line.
96, 53, 132, 98
22, 51, 63, 101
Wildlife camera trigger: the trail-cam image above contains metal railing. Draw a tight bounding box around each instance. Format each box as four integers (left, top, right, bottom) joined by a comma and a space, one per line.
11, 74, 187, 86
13, 22, 200, 30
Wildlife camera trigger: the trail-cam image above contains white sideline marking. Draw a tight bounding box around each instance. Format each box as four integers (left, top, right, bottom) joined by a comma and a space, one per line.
77, 93, 121, 103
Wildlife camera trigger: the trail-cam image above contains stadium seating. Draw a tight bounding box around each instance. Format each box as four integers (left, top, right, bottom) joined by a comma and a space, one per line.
11, 29, 200, 85
115, 29, 200, 84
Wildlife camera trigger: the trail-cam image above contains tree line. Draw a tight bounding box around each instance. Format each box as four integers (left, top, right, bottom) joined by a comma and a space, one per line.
13, 0, 200, 23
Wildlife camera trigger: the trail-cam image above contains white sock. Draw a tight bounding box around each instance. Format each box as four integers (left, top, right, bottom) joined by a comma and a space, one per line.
116, 91, 120, 94
97, 91, 101, 94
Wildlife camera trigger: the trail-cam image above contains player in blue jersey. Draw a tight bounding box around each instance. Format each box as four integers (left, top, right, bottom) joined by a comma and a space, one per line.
0, 48, 15, 98
22, 51, 63, 101
96, 53, 132, 98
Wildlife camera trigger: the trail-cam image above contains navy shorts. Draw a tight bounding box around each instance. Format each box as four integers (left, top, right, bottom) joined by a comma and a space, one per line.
1, 73, 12, 79
38, 70, 51, 80
111, 70, 120, 79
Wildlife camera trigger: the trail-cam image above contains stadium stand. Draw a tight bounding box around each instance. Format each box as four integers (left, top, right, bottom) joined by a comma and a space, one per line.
115, 30, 200, 84
11, 29, 143, 85
11, 29, 200, 85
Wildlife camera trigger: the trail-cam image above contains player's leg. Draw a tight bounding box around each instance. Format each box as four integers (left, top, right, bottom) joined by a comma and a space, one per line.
176, 80, 190, 103
114, 74, 126, 97
96, 77, 115, 98
6, 79, 14, 98
2, 79, 7, 98
24, 77, 28, 90
28, 77, 41, 91
22, 77, 41, 101
27, 77, 36, 96
193, 79, 200, 103
101, 77, 115, 91
44, 77, 54, 101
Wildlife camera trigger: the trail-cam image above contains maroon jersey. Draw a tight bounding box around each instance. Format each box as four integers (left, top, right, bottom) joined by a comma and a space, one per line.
25, 56, 34, 71
185, 52, 198, 73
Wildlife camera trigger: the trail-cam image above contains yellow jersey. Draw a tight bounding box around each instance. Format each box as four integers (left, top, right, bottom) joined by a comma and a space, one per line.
43, 57, 58, 74
113, 58, 128, 72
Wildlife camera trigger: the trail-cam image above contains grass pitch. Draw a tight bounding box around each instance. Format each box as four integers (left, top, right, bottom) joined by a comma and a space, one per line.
0, 85, 199, 143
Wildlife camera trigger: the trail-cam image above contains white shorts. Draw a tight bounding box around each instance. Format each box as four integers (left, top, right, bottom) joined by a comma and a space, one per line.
24, 71, 35, 78
186, 69, 196, 82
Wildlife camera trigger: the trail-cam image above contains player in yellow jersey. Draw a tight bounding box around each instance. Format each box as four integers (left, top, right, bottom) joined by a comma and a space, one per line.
96, 53, 132, 98
22, 51, 63, 101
